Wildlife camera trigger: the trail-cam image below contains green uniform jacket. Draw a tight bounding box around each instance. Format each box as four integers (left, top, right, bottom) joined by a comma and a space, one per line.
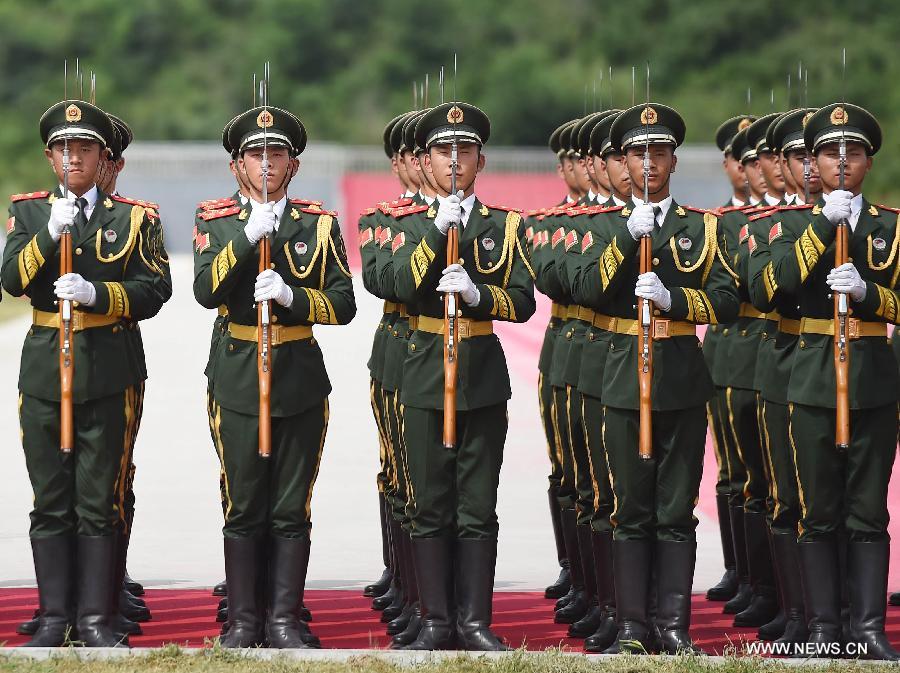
529, 209, 567, 376
1, 188, 172, 403
573, 201, 740, 411
392, 199, 536, 411
769, 198, 900, 409
193, 200, 356, 417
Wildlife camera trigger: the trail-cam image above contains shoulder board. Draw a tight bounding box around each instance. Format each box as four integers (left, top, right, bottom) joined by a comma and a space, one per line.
585, 205, 622, 215
748, 210, 777, 222
199, 206, 241, 221
198, 197, 237, 210
111, 194, 160, 210
300, 207, 337, 216
392, 204, 430, 218
717, 205, 744, 214
873, 204, 900, 214
10, 191, 50, 202
777, 204, 814, 211
387, 197, 413, 208
480, 202, 520, 213
290, 197, 323, 207
682, 206, 709, 214
361, 207, 377, 217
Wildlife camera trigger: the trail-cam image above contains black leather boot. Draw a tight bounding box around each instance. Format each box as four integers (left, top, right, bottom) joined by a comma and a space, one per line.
655, 540, 702, 654
584, 530, 617, 653
365, 492, 394, 598
769, 532, 808, 646
724, 505, 752, 614
24, 536, 74, 647
798, 537, 842, 652
373, 517, 401, 611
75, 535, 127, 647
555, 509, 588, 623
388, 533, 417, 635
17, 613, 40, 637
265, 536, 313, 649
707, 493, 738, 601
569, 524, 602, 638
603, 539, 652, 654
404, 536, 455, 650
454, 538, 510, 651
381, 520, 407, 622
545, 486, 571, 600
846, 540, 899, 661
212, 579, 227, 597
219, 537, 263, 648
890, 593, 900, 607
123, 573, 144, 598
392, 604, 422, 648
734, 511, 778, 627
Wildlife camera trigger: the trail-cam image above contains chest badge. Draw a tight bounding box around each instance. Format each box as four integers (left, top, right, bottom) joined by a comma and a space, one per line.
104, 229, 118, 243
678, 237, 692, 250
873, 237, 887, 251
294, 241, 308, 255
481, 237, 495, 251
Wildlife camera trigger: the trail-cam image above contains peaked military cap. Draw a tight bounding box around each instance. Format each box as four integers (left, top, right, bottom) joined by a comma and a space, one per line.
610, 103, 685, 151
731, 128, 757, 163
549, 122, 570, 159
107, 114, 133, 161
415, 102, 490, 149
803, 102, 882, 155
403, 109, 429, 155
228, 106, 307, 156
40, 100, 116, 148
746, 112, 781, 155
770, 108, 817, 155
576, 111, 616, 156
589, 109, 623, 157
715, 114, 756, 153
222, 114, 241, 158
383, 113, 407, 158
559, 119, 580, 158
391, 110, 417, 154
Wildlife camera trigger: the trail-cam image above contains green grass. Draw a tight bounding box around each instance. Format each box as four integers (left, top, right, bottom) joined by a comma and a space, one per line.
0, 290, 29, 324
0, 647, 883, 673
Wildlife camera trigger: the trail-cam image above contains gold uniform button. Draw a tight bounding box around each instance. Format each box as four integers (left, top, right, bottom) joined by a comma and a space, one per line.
112, 326, 119, 334
270, 263, 276, 269
723, 328, 730, 336
589, 333, 595, 341
566, 330, 573, 339
410, 343, 416, 352
487, 261, 493, 267
299, 266, 306, 271
458, 258, 465, 266
272, 315, 278, 323
684, 260, 692, 267
652, 257, 659, 266
75, 248, 82, 255
740, 330, 747, 337
653, 309, 660, 317
393, 330, 398, 337
799, 340, 806, 349
761, 332, 768, 339
228, 344, 235, 351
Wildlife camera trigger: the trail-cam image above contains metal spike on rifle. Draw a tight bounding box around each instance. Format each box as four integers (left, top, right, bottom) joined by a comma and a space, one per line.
424, 73, 429, 107
253, 73, 257, 106
631, 65, 635, 105
64, 60, 68, 101
90, 70, 95, 105
609, 66, 613, 108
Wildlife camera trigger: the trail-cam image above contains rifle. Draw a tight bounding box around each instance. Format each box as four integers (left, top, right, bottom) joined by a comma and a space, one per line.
834, 48, 850, 452
59, 59, 74, 454
637, 62, 653, 460
258, 62, 272, 458
443, 55, 460, 450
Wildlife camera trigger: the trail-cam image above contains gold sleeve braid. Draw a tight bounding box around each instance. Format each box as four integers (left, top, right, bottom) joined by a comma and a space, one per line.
211, 241, 237, 292
598, 237, 624, 291
763, 262, 778, 301
794, 224, 826, 282
410, 237, 436, 289
103, 281, 131, 318
17, 235, 45, 290
701, 212, 720, 285
681, 287, 718, 325
302, 287, 338, 324
485, 284, 517, 321
874, 284, 899, 323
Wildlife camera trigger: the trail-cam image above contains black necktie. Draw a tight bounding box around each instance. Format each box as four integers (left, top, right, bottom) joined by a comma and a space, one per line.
75, 197, 88, 234
652, 206, 662, 227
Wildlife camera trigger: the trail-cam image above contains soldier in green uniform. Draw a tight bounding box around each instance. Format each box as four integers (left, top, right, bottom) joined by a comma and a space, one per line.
559, 120, 587, 204
704, 115, 756, 605
767, 103, 899, 660
573, 103, 739, 654
573, 112, 613, 206
193, 105, 355, 648
390, 102, 535, 650
1, 99, 172, 647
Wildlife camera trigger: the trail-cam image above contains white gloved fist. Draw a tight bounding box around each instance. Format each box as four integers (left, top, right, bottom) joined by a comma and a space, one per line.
635, 272, 671, 311
244, 202, 276, 245
822, 189, 853, 225
827, 262, 867, 302
47, 197, 77, 242
627, 204, 655, 240
436, 263, 480, 307
54, 273, 96, 306
435, 190, 464, 235
254, 269, 294, 308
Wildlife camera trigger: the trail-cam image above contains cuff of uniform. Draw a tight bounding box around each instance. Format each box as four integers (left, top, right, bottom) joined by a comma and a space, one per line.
281, 286, 312, 324
854, 280, 894, 321
87, 281, 110, 314
230, 228, 256, 263
35, 225, 59, 258
665, 286, 690, 320
467, 283, 494, 319
612, 231, 640, 260
810, 213, 838, 249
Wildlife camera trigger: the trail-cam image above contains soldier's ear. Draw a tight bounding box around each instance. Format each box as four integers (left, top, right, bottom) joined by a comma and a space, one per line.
671, 153, 677, 173
477, 151, 486, 173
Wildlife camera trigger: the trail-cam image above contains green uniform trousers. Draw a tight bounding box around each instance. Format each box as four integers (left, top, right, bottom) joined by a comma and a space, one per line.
726, 387, 769, 513
708, 398, 731, 498
383, 388, 411, 525
790, 402, 897, 542
717, 387, 746, 506
370, 377, 391, 495
403, 403, 507, 539
604, 404, 706, 542
552, 385, 592, 523
581, 395, 614, 534
21, 384, 143, 538
538, 372, 563, 494
209, 397, 329, 539
761, 400, 800, 535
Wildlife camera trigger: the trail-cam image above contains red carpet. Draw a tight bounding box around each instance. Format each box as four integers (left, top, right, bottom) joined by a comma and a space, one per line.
2, 588, 900, 654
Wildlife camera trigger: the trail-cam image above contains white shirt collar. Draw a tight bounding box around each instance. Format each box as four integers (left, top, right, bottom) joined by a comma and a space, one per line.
749, 195, 761, 206
249, 194, 288, 230
239, 194, 249, 205
436, 192, 477, 227
611, 195, 626, 207
421, 192, 436, 205
764, 192, 782, 207
403, 189, 416, 199
60, 184, 99, 219
587, 189, 597, 203
631, 194, 673, 227
731, 196, 745, 208
784, 192, 797, 205
566, 194, 577, 204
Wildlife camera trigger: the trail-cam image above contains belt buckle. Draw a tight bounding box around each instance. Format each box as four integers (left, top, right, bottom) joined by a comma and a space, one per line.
457, 320, 471, 339
71, 311, 85, 332
269, 324, 283, 347
652, 319, 670, 339
847, 318, 860, 340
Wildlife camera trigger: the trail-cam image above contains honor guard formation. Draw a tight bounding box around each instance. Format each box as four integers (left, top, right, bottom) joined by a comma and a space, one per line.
2, 61, 900, 659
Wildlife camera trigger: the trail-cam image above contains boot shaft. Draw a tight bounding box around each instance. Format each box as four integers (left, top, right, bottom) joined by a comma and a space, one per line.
798, 538, 842, 637
267, 536, 311, 620
224, 536, 262, 626
31, 536, 74, 620
612, 539, 652, 630
591, 530, 615, 611
454, 538, 497, 628
847, 540, 889, 636
76, 535, 116, 621
411, 536, 454, 627
654, 540, 696, 632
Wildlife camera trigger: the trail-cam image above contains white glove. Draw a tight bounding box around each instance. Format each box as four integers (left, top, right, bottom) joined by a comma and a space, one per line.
436, 263, 480, 307
827, 262, 867, 302
54, 273, 96, 306
635, 272, 671, 311
435, 190, 464, 235
244, 202, 276, 245
254, 269, 294, 308
47, 197, 77, 242
822, 189, 853, 225
627, 204, 655, 240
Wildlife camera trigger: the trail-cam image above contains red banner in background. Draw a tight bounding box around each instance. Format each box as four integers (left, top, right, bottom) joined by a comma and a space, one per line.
341, 173, 565, 270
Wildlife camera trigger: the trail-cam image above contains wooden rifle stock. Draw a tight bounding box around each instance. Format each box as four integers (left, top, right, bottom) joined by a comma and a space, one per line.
638, 234, 653, 460
258, 236, 272, 458
834, 221, 850, 451
443, 223, 459, 449
59, 228, 74, 453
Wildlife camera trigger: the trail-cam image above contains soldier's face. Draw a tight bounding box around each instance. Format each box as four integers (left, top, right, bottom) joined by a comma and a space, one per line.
424, 143, 485, 197
574, 156, 592, 193
402, 151, 421, 189
45, 140, 104, 195
625, 145, 676, 198
722, 154, 746, 193
758, 152, 785, 195
413, 152, 438, 194
589, 155, 610, 194
560, 158, 580, 192
240, 147, 298, 200
779, 154, 799, 193
742, 159, 767, 199
785, 150, 822, 196
815, 142, 872, 195
604, 153, 632, 199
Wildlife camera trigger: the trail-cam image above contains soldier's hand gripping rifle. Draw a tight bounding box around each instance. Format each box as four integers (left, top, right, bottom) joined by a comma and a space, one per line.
257, 63, 272, 458
443, 58, 460, 450
637, 63, 653, 461
833, 50, 850, 451
59, 60, 74, 454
